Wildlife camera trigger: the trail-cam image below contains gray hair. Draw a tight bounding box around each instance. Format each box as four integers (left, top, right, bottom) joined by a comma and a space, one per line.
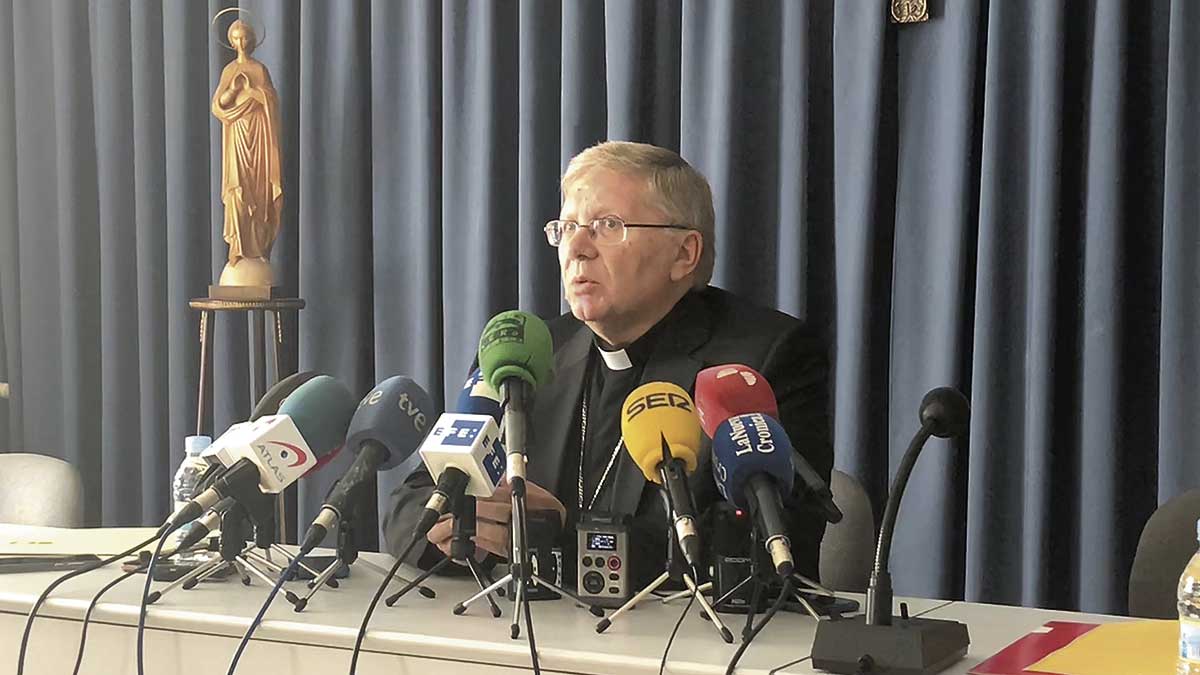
561, 141, 715, 288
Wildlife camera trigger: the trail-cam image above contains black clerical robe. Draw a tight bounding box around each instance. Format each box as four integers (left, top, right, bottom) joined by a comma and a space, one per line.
381, 285, 834, 589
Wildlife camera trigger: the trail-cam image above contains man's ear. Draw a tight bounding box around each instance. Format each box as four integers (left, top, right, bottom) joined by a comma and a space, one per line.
669, 231, 703, 283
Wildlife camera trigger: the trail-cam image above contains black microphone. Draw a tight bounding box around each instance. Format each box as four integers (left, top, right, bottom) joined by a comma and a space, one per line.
301, 376, 435, 554
789, 448, 843, 524
811, 386, 972, 675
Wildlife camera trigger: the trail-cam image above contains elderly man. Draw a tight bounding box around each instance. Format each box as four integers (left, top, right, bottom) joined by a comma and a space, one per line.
384, 141, 832, 590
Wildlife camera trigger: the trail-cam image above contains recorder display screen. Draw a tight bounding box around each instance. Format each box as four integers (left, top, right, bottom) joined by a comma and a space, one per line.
586, 533, 617, 551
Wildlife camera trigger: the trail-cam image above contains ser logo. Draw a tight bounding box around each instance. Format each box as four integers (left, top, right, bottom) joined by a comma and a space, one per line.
624, 391, 693, 422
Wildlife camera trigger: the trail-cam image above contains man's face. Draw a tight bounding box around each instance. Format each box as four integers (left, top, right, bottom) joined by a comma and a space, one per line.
558, 168, 681, 331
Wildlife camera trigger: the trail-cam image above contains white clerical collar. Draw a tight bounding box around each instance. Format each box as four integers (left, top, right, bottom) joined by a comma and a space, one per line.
596, 344, 634, 371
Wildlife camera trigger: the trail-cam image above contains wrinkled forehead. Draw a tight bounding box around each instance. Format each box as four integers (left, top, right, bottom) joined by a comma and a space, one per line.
561, 167, 658, 216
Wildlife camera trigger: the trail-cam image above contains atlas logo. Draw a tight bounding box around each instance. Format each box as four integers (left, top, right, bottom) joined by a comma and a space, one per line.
255, 441, 309, 483
624, 391, 693, 422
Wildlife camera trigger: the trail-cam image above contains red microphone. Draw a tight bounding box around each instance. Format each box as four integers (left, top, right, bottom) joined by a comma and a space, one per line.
694, 364, 842, 524
694, 364, 778, 438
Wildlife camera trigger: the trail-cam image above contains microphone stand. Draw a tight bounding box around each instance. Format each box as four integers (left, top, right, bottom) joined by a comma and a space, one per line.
293, 506, 436, 612
146, 496, 327, 607
382, 495, 500, 615
596, 491, 734, 643
810, 388, 971, 675
452, 381, 603, 633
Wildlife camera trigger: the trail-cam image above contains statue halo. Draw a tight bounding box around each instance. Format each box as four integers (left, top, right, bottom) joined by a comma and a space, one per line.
211, 7, 268, 51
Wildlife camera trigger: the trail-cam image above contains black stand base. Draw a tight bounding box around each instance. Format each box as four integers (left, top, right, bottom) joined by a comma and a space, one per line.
811, 615, 970, 675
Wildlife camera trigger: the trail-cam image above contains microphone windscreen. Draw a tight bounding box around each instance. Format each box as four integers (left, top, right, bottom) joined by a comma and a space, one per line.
694, 364, 779, 438
455, 367, 502, 421
919, 387, 970, 439
251, 371, 323, 421
477, 311, 553, 391
710, 413, 796, 509
344, 376, 437, 470
621, 381, 701, 483
277, 375, 357, 460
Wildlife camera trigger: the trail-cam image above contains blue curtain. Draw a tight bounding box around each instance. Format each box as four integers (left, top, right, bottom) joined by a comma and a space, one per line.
1, 0, 1198, 615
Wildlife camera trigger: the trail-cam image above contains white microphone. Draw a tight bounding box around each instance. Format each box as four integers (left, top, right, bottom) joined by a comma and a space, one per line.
412, 413, 506, 538
166, 376, 356, 530
201, 415, 318, 493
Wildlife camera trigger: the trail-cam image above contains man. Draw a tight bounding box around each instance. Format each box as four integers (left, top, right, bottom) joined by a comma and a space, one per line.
383, 141, 833, 590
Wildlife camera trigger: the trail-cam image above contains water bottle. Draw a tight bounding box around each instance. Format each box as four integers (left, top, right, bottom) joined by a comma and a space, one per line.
171, 435, 212, 547
1178, 519, 1200, 674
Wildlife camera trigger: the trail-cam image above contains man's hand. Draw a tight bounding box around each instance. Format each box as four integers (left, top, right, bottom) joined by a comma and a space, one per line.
426, 480, 566, 561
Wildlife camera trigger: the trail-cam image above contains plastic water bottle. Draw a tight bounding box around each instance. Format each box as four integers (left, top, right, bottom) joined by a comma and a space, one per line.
1178, 519, 1200, 674
171, 435, 212, 547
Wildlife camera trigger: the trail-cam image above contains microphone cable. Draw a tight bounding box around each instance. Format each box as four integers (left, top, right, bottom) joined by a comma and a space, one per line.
724, 576, 793, 675
71, 560, 145, 675
348, 533, 424, 674
226, 551, 309, 674
659, 586, 696, 675
16, 526, 167, 675
135, 525, 176, 675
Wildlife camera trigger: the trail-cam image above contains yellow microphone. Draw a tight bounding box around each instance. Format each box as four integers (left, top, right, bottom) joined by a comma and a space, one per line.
621, 382, 703, 567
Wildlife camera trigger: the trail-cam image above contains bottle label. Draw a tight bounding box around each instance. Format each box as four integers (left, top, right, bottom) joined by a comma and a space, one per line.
1181, 619, 1200, 662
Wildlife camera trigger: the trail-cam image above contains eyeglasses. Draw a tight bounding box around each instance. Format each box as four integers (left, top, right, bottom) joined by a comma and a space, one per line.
544, 217, 693, 247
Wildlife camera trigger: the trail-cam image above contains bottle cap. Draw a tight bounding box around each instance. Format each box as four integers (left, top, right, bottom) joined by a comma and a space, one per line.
185, 435, 212, 456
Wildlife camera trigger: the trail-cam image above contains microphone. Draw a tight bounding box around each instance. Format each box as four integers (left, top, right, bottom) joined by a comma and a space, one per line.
811, 387, 971, 675
408, 367, 505, 538
621, 381, 704, 569
412, 412, 507, 538
694, 363, 841, 523
174, 497, 236, 553
251, 370, 323, 421
694, 364, 779, 438
301, 376, 436, 554
456, 367, 503, 421
477, 311, 553, 493
168, 375, 356, 529
710, 413, 796, 577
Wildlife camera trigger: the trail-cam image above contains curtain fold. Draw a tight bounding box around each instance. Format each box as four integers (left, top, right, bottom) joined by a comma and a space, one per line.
2, 0, 1197, 614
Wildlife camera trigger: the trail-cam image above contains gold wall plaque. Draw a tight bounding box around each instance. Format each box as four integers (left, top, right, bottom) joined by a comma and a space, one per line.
891, 0, 930, 23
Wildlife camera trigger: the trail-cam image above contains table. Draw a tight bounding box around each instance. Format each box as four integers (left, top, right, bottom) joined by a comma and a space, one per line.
0, 550, 960, 675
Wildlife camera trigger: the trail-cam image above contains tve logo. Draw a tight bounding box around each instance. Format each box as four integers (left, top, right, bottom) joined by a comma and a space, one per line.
440, 419, 485, 446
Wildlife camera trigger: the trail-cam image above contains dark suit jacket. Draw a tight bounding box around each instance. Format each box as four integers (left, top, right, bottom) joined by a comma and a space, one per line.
382, 285, 834, 581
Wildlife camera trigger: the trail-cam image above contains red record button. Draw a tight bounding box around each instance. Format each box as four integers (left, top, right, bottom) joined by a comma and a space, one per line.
607, 556, 621, 571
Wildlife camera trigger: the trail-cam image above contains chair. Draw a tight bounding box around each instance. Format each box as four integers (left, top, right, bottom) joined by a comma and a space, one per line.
819, 469, 876, 593
1129, 488, 1200, 618
0, 452, 85, 527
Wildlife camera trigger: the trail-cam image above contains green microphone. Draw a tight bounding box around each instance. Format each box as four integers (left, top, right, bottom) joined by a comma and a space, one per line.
477, 310, 553, 494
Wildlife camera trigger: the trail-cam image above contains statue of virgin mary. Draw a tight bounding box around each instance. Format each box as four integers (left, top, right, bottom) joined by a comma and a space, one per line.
211, 19, 283, 288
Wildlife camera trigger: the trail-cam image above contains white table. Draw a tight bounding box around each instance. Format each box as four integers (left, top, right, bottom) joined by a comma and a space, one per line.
0, 549, 958, 675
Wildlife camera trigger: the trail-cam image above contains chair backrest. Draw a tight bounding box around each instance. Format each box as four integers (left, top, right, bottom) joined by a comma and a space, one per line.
0, 452, 85, 527
819, 469, 876, 593
1129, 488, 1200, 618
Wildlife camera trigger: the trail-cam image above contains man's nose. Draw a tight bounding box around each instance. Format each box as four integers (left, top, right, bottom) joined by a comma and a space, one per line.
563, 227, 598, 260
